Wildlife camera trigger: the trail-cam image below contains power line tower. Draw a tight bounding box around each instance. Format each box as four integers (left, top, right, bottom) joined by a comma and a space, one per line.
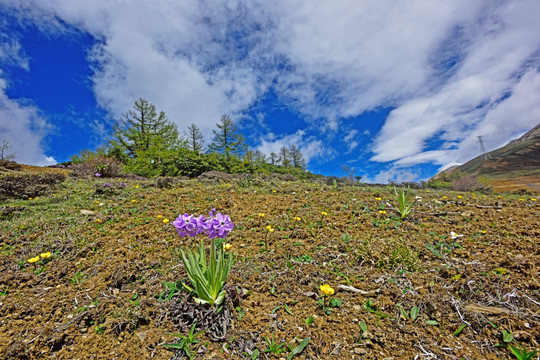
477, 136, 491, 160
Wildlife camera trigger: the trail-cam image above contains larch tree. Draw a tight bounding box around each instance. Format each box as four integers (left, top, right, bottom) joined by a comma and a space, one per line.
186, 123, 205, 154
208, 114, 246, 161
109, 98, 181, 158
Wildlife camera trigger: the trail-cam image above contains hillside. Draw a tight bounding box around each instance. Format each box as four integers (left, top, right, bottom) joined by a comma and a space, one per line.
434, 123, 540, 192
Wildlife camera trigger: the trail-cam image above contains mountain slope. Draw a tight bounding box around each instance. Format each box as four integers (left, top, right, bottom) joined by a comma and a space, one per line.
434, 123, 540, 192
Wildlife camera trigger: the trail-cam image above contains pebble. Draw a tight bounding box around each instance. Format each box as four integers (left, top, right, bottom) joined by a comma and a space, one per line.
354, 348, 367, 355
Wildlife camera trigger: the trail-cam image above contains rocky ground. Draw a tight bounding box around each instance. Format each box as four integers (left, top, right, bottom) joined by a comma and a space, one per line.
0, 176, 538, 359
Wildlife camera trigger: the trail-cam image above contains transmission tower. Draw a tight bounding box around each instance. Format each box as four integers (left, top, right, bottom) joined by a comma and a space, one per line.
477, 136, 491, 160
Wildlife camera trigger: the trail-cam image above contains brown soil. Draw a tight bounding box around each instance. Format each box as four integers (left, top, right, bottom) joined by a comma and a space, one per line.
0, 179, 538, 359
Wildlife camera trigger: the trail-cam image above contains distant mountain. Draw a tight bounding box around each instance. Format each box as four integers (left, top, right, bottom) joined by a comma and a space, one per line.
433, 123, 540, 192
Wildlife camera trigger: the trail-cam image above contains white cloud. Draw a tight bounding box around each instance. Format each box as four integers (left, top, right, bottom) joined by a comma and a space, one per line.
370, 1, 540, 169
0, 75, 56, 165
256, 130, 327, 164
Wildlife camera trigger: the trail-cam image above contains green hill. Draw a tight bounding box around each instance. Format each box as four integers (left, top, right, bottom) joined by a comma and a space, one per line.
433, 123, 540, 192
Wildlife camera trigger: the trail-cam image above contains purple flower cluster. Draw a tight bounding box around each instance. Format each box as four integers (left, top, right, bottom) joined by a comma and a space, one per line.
173, 210, 234, 239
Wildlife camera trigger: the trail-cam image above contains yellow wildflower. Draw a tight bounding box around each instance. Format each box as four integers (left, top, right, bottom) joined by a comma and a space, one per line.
481, 230, 487, 234
272, 190, 277, 193
519, 198, 525, 201
40, 252, 51, 259
319, 284, 334, 296
157, 215, 163, 218
223, 243, 232, 250
531, 198, 537, 201
265, 225, 274, 233
96, 219, 102, 223
378, 210, 386, 214
27, 256, 39, 263
457, 195, 463, 199
321, 211, 328, 216
293, 216, 301, 221
258, 213, 265, 217
452, 274, 461, 281
131, 199, 137, 203
374, 197, 382, 201
135, 185, 139, 189
163, 218, 169, 224
442, 195, 448, 199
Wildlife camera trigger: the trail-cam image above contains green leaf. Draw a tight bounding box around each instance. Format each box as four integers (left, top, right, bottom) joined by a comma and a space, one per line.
502, 329, 514, 343
283, 303, 294, 315
329, 298, 343, 308
305, 316, 314, 325
425, 320, 439, 326
410, 306, 419, 320
453, 323, 467, 336
359, 321, 368, 333
287, 338, 310, 360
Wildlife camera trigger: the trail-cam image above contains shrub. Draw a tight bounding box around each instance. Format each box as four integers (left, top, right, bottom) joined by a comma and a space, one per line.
0, 160, 22, 171
453, 176, 492, 193
0, 173, 66, 200
70, 155, 123, 178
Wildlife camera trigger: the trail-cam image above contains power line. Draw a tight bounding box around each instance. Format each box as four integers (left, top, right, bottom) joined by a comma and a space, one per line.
477, 136, 491, 160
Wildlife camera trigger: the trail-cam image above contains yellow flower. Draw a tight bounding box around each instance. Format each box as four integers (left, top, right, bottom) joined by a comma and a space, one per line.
157, 215, 163, 218
40, 252, 51, 259
258, 213, 265, 217
457, 195, 463, 199
497, 195, 502, 198
223, 243, 232, 250
163, 218, 169, 224
319, 284, 334, 296
378, 210, 386, 214
519, 198, 525, 201
426, 190, 430, 192
272, 190, 277, 193
452, 274, 461, 281
481, 230, 487, 234
135, 185, 139, 189
293, 216, 301, 221
131, 199, 137, 203
96, 219, 102, 223
27, 256, 40, 264
265, 225, 274, 233
442, 196, 448, 199
28, 198, 32, 200
531, 198, 537, 201
374, 197, 382, 201
321, 211, 328, 216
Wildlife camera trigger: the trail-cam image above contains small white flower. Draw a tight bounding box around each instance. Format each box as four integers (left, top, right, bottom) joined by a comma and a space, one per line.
450, 231, 463, 239
415, 196, 422, 202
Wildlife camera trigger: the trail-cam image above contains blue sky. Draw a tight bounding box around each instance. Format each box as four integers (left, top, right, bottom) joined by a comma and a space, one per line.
1, 1, 539, 182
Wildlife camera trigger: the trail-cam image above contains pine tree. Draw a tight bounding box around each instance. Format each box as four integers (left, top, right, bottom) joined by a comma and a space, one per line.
279, 146, 291, 167
208, 114, 246, 161
269, 152, 278, 165
289, 144, 306, 170
109, 98, 181, 158
186, 123, 205, 153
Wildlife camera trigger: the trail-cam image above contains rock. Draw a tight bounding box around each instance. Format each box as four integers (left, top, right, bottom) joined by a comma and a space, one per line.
354, 347, 368, 355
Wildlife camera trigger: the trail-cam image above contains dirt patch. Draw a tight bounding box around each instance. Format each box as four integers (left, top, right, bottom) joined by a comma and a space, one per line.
0, 179, 538, 359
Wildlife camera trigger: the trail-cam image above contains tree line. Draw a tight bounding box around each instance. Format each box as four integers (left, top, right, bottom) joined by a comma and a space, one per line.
71, 98, 311, 178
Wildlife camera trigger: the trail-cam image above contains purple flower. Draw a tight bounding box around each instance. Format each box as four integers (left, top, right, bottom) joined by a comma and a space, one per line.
103, 183, 112, 187
95, 173, 101, 177
121, 182, 127, 188
173, 211, 234, 239
207, 213, 234, 239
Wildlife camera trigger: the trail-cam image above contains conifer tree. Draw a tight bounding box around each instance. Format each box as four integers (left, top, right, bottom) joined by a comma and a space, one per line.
186, 123, 205, 153
208, 114, 246, 161
109, 98, 181, 158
